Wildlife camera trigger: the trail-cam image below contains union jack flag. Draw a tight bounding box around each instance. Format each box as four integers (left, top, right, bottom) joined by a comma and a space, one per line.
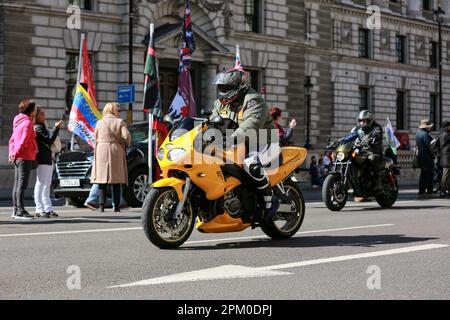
235, 44, 243, 71
168, 0, 197, 119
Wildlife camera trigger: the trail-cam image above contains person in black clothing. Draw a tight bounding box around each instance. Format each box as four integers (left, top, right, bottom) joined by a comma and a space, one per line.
415, 119, 434, 197
433, 121, 450, 197
33, 106, 62, 218
335, 110, 384, 191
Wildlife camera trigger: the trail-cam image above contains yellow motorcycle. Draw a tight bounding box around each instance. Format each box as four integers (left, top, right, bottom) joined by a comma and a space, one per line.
141, 115, 308, 249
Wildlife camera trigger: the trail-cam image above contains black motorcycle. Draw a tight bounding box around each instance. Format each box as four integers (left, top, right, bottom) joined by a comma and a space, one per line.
322, 141, 399, 211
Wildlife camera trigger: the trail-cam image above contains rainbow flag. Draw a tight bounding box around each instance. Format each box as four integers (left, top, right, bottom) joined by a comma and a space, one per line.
68, 84, 102, 148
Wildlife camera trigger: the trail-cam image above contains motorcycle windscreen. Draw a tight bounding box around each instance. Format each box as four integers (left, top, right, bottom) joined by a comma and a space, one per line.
169, 117, 196, 142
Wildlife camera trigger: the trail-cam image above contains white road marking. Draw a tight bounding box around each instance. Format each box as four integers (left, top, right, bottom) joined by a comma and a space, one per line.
258, 243, 449, 271
0, 227, 142, 238
0, 223, 393, 239
184, 224, 394, 245
111, 243, 448, 288
110, 265, 293, 288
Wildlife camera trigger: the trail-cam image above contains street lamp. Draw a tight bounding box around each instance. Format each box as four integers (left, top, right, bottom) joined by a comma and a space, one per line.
434, 5, 445, 128
304, 76, 313, 150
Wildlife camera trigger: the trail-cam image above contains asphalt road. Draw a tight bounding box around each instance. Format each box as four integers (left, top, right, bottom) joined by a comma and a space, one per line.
0, 189, 449, 300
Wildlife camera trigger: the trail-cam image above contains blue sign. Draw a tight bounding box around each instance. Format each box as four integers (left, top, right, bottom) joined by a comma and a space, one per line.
117, 85, 135, 104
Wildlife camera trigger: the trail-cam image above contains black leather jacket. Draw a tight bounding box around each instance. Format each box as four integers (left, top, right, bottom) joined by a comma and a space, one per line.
340, 121, 383, 155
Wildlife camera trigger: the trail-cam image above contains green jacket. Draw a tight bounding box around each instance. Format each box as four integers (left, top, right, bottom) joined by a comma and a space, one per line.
211, 88, 274, 137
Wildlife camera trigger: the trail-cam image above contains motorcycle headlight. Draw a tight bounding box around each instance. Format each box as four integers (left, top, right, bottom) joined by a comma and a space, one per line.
167, 148, 186, 161
336, 151, 345, 161
157, 148, 165, 161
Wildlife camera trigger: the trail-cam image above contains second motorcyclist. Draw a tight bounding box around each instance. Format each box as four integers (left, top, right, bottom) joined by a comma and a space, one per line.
332, 110, 385, 192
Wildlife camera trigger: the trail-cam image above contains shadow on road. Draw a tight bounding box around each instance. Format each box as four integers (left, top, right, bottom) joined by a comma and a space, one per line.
179, 234, 438, 251
340, 205, 448, 212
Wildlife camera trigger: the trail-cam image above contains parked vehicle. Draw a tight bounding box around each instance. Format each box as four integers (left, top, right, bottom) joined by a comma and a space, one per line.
53, 121, 154, 207
141, 115, 308, 249
322, 141, 399, 211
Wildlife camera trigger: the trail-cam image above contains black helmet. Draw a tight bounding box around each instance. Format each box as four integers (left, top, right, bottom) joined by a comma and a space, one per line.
357, 110, 374, 131
213, 68, 250, 105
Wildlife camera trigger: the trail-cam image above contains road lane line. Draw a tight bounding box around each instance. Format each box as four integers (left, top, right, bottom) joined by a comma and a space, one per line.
184, 224, 394, 245
259, 243, 449, 271
0, 227, 142, 237
111, 243, 448, 288
0, 223, 393, 239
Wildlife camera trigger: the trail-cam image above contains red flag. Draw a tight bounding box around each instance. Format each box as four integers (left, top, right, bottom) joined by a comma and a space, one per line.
80, 37, 97, 108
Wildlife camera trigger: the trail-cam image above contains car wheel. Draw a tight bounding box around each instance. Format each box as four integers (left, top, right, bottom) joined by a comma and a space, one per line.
124, 166, 151, 207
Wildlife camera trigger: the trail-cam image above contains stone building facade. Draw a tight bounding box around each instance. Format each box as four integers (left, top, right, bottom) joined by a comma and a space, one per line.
1, 0, 450, 186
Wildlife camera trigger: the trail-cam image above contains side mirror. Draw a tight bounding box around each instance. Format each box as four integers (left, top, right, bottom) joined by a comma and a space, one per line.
163, 114, 174, 126
210, 115, 225, 127
201, 108, 212, 118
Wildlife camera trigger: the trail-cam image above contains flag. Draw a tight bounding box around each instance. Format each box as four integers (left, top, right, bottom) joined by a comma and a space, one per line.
385, 117, 401, 155
168, 0, 196, 120
68, 85, 102, 148
80, 36, 97, 108
143, 26, 161, 114
235, 44, 243, 71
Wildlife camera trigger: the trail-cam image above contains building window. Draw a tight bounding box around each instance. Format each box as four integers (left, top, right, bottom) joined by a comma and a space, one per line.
69, 0, 92, 10
396, 35, 406, 63
423, 0, 432, 11
430, 93, 438, 126
305, 9, 311, 41
358, 29, 370, 58
66, 52, 78, 112
396, 90, 407, 130
246, 69, 261, 93
359, 87, 370, 111
245, 0, 262, 33
430, 41, 438, 68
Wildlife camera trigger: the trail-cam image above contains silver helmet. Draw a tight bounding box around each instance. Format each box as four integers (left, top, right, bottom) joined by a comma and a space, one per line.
357, 110, 374, 131
212, 68, 250, 105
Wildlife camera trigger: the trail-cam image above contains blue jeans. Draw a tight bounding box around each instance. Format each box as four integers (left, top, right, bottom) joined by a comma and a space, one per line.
85, 184, 126, 205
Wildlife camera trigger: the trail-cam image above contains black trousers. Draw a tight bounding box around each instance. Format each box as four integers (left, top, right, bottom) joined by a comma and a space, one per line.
419, 167, 434, 195
12, 160, 32, 213
98, 184, 121, 208
441, 167, 450, 194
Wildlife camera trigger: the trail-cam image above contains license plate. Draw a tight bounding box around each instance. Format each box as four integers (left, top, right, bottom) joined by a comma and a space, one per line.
60, 179, 80, 187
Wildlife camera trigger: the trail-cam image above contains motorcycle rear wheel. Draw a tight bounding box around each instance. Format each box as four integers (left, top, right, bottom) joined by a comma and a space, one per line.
260, 179, 306, 239
141, 187, 195, 249
375, 172, 398, 208
322, 173, 348, 211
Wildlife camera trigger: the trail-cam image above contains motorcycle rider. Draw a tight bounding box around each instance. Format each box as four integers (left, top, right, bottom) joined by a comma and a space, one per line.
210, 67, 279, 217
333, 110, 385, 192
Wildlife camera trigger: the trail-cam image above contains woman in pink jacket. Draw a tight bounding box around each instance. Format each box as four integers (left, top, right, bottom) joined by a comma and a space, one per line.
8, 99, 38, 220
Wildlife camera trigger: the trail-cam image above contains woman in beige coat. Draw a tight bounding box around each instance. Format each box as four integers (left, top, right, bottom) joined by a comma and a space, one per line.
91, 102, 131, 212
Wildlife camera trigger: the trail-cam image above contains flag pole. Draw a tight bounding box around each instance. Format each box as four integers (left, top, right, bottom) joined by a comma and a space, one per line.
70, 33, 86, 151
147, 24, 154, 186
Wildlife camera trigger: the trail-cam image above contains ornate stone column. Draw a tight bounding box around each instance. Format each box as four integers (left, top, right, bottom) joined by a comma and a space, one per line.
205, 63, 219, 109
407, 0, 421, 18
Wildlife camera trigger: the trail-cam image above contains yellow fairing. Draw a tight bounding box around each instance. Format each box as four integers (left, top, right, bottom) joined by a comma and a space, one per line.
196, 214, 251, 233
152, 177, 185, 200
267, 147, 307, 186
157, 125, 242, 200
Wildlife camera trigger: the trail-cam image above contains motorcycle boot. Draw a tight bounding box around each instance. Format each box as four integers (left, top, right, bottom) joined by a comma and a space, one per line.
244, 158, 279, 218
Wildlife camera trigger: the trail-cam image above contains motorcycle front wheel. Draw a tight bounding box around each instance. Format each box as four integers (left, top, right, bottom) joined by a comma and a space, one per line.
322, 173, 348, 211
141, 187, 195, 249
